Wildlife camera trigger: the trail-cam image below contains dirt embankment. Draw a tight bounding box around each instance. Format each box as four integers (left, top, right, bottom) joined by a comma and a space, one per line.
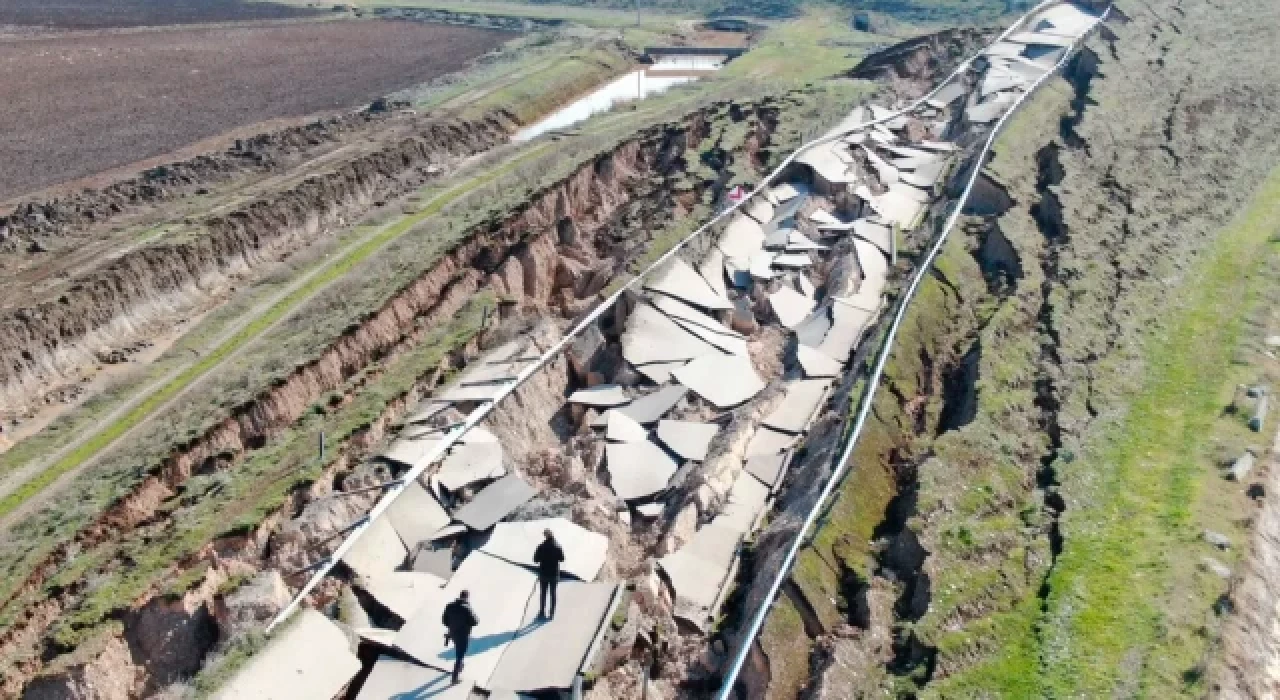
0, 107, 404, 244
848, 27, 994, 93
0, 111, 517, 416
0, 98, 786, 698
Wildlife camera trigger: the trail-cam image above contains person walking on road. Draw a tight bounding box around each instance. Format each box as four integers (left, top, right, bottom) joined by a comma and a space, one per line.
442, 590, 479, 684
533, 528, 565, 619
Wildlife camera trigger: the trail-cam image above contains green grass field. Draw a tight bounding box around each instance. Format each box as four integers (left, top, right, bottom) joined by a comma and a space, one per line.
1034, 167, 1280, 696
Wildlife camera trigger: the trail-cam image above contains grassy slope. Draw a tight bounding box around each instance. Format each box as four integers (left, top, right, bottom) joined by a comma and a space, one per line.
1037, 171, 1280, 696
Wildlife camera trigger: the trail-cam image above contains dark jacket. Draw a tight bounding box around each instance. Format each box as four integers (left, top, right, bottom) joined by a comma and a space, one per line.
533, 539, 565, 580
442, 599, 479, 636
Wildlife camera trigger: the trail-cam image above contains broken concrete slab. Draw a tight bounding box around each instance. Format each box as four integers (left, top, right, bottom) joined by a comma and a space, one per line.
395, 552, 538, 687
798, 274, 816, 300
794, 305, 833, 348
1033, 2, 1099, 34
606, 410, 649, 442
605, 441, 679, 501
656, 420, 720, 462
773, 253, 815, 268
1008, 30, 1076, 47
786, 231, 828, 252
621, 303, 718, 366
657, 524, 742, 626
215, 608, 360, 700
835, 287, 884, 314
819, 299, 876, 362
644, 257, 732, 311
484, 339, 540, 365
763, 379, 830, 434
653, 294, 744, 339
438, 381, 508, 403
567, 384, 630, 407
712, 473, 770, 534
453, 475, 538, 532
356, 627, 398, 649
670, 318, 747, 358
614, 384, 689, 425
486, 581, 619, 693
697, 247, 729, 300
966, 92, 1019, 123
869, 104, 906, 130
381, 437, 444, 470
900, 159, 947, 189
672, 355, 765, 409
743, 197, 774, 224
854, 239, 890, 293
437, 442, 506, 493
848, 219, 893, 256
797, 344, 844, 378
808, 209, 840, 226
480, 517, 609, 582
358, 571, 448, 622
387, 480, 452, 550
749, 251, 778, 279
770, 182, 801, 202
746, 426, 796, 458
357, 656, 473, 700
983, 40, 1027, 59
917, 139, 958, 152
459, 426, 499, 444
745, 452, 788, 490
863, 146, 900, 186
412, 547, 455, 581
981, 69, 1028, 97
867, 187, 927, 229
406, 401, 452, 425
770, 286, 815, 329
343, 515, 409, 580
798, 142, 858, 186
460, 360, 526, 387
763, 227, 792, 250
636, 502, 665, 519
634, 361, 685, 385
717, 214, 766, 259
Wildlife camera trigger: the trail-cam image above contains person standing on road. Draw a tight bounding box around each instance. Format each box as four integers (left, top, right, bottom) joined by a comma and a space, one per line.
533, 528, 565, 619
441, 590, 479, 684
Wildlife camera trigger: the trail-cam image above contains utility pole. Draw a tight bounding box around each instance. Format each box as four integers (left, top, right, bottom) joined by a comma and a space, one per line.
635, 0, 641, 27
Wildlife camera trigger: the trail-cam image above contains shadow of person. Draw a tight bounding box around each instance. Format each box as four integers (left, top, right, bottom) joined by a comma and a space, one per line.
434, 616, 550, 665
390, 671, 462, 699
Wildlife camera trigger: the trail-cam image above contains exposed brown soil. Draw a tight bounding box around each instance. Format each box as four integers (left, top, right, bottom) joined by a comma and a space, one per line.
0, 110, 514, 416
0, 19, 511, 202
0, 0, 320, 30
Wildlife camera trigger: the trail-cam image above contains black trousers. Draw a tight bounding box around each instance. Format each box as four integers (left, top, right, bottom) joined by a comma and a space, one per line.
452, 634, 469, 680
539, 575, 558, 616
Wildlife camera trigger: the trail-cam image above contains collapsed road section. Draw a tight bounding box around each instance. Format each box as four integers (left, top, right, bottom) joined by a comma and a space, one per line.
196, 2, 1110, 698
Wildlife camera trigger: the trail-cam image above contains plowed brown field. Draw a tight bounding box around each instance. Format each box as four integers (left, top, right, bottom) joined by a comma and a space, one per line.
0, 19, 511, 202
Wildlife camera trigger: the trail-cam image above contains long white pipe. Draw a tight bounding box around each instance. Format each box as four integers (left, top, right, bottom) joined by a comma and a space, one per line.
714, 4, 1112, 697
269, 0, 1087, 635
